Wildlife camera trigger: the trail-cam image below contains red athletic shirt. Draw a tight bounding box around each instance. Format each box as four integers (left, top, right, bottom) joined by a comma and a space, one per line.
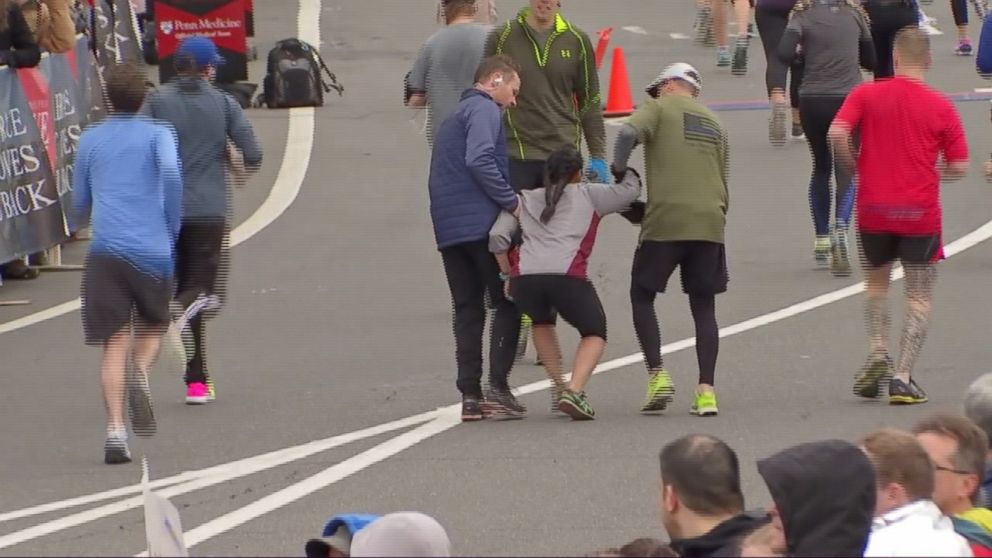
834, 76, 968, 237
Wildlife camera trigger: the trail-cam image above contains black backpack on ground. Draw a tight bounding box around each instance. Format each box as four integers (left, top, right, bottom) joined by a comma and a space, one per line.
260, 38, 344, 108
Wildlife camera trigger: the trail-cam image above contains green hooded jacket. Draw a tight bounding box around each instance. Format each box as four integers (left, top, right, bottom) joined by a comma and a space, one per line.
484, 7, 606, 161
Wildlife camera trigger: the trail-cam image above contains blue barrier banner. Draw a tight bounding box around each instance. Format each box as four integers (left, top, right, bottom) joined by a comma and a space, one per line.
0, 37, 104, 263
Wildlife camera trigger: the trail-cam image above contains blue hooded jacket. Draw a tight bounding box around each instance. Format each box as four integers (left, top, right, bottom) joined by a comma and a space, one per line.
428, 88, 519, 251
323, 513, 380, 538
978, 14, 992, 76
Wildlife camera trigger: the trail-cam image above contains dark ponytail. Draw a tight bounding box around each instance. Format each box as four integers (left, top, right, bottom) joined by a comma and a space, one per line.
539, 145, 584, 224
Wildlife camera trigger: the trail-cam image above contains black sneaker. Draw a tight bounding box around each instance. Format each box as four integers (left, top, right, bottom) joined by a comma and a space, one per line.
483, 388, 527, 420
731, 42, 748, 76
127, 358, 157, 438
889, 377, 929, 405
853, 353, 893, 399
461, 395, 484, 422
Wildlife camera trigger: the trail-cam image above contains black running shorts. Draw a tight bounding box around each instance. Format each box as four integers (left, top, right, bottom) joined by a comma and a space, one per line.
632, 240, 729, 296
859, 232, 942, 268
81, 254, 172, 345
510, 274, 607, 340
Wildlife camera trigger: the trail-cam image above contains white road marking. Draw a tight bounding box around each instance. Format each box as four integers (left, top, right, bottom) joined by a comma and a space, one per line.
669, 33, 690, 40
975, 88, 992, 93
622, 25, 649, 35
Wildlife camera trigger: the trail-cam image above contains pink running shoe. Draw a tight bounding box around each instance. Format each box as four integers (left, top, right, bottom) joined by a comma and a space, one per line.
185, 382, 209, 405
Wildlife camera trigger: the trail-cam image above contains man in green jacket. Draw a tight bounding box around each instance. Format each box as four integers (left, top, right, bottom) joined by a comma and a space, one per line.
485, 0, 608, 382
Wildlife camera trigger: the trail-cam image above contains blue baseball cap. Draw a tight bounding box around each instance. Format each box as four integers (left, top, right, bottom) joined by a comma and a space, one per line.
175, 36, 225, 68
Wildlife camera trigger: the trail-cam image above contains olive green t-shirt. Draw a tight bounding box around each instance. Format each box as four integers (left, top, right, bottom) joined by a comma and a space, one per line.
626, 95, 729, 244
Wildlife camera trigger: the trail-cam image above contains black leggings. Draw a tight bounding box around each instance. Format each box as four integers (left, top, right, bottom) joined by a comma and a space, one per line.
799, 96, 857, 237
865, 3, 919, 79
755, 3, 804, 107
952, 0, 969, 27
630, 286, 719, 386
176, 219, 228, 385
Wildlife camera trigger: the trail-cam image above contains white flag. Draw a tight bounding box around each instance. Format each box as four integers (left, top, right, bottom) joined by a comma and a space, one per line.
142, 458, 189, 558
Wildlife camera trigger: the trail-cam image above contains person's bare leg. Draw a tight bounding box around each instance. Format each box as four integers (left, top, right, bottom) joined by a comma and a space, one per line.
865, 263, 893, 356
895, 264, 936, 383
568, 336, 606, 393
532, 324, 565, 389
733, 0, 751, 38
101, 327, 131, 432
713, 0, 729, 49
132, 319, 165, 376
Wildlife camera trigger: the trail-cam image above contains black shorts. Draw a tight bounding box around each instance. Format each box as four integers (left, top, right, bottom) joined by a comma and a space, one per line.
81, 254, 172, 345
176, 218, 229, 307
510, 274, 607, 340
509, 158, 547, 193
632, 240, 729, 295
859, 232, 942, 268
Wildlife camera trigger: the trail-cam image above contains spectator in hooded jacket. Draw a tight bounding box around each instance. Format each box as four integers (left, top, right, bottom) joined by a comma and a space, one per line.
757, 439, 877, 557
860, 428, 972, 557
659, 434, 769, 557
305, 513, 380, 557
914, 414, 992, 555
349, 512, 451, 557
966, 374, 992, 509
15, 0, 75, 53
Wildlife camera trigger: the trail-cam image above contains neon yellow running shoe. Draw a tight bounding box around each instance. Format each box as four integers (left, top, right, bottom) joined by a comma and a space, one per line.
641, 370, 675, 412
206, 376, 216, 402
690, 389, 719, 417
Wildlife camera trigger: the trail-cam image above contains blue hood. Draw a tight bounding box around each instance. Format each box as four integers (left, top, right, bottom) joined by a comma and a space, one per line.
323, 513, 380, 537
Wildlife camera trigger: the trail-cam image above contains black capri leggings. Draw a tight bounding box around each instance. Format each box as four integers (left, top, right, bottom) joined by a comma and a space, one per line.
952, 0, 969, 27
755, 2, 804, 107
510, 274, 607, 340
865, 3, 919, 79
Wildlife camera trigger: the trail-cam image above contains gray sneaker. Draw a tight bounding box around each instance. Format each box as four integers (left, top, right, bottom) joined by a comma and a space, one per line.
127, 358, 157, 438
831, 227, 852, 277
104, 433, 132, 465
769, 101, 788, 146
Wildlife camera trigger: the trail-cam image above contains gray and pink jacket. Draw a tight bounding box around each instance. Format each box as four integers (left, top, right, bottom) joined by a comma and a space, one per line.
489, 169, 641, 280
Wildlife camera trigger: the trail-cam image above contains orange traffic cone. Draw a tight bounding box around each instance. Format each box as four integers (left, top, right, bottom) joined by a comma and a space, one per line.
604, 47, 635, 118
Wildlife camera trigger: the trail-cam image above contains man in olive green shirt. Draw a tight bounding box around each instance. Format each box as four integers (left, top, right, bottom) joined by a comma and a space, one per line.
485, 0, 608, 377
612, 62, 730, 419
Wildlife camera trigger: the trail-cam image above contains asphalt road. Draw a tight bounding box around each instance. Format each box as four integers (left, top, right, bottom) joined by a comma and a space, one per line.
3, 0, 992, 556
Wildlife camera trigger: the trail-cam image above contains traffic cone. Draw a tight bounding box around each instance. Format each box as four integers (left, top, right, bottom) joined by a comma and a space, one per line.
604, 47, 635, 118
594, 27, 613, 70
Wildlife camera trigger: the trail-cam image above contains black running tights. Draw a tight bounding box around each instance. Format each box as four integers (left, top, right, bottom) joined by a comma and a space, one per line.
755, 3, 803, 108
865, 3, 919, 79
631, 285, 719, 386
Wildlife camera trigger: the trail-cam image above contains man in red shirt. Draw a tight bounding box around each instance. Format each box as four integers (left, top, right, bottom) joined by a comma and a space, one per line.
830, 26, 969, 406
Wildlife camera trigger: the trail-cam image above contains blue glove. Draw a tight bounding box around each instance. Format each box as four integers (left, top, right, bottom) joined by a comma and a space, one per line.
586, 158, 610, 183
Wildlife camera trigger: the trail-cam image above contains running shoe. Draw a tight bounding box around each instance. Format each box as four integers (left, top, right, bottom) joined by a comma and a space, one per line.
206, 375, 216, 402
558, 390, 596, 421
185, 382, 209, 405
731, 41, 748, 76
641, 370, 675, 412
814, 236, 832, 267
104, 432, 131, 465
769, 101, 788, 146
690, 389, 719, 417
717, 48, 731, 67
127, 358, 157, 438
853, 353, 893, 399
461, 395, 484, 422
791, 122, 806, 141
889, 377, 929, 405
955, 39, 973, 56
483, 387, 527, 420
831, 228, 852, 277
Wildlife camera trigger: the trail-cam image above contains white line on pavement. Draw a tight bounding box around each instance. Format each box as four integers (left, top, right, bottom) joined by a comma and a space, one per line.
622, 25, 649, 35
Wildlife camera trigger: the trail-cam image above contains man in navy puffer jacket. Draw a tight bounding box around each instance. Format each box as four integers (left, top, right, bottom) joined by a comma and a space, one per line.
428, 54, 525, 422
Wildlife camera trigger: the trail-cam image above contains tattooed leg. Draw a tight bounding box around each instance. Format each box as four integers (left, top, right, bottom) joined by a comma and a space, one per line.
895, 263, 937, 382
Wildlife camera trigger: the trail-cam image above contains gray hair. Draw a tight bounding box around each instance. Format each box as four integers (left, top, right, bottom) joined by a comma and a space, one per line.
965, 373, 992, 447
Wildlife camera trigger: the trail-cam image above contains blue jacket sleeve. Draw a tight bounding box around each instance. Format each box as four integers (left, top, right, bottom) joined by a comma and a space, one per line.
464, 102, 519, 213
979, 15, 992, 77
155, 124, 183, 244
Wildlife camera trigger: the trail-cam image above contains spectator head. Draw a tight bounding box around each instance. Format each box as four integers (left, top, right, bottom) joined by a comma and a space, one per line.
473, 54, 520, 109
104, 62, 148, 114
440, 0, 476, 24
658, 434, 745, 539
174, 36, 224, 78
893, 26, 931, 72
913, 414, 989, 515
305, 513, 381, 558
585, 538, 677, 557
528, 0, 560, 26
349, 512, 451, 557
757, 439, 876, 557
860, 428, 935, 517
964, 374, 992, 457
